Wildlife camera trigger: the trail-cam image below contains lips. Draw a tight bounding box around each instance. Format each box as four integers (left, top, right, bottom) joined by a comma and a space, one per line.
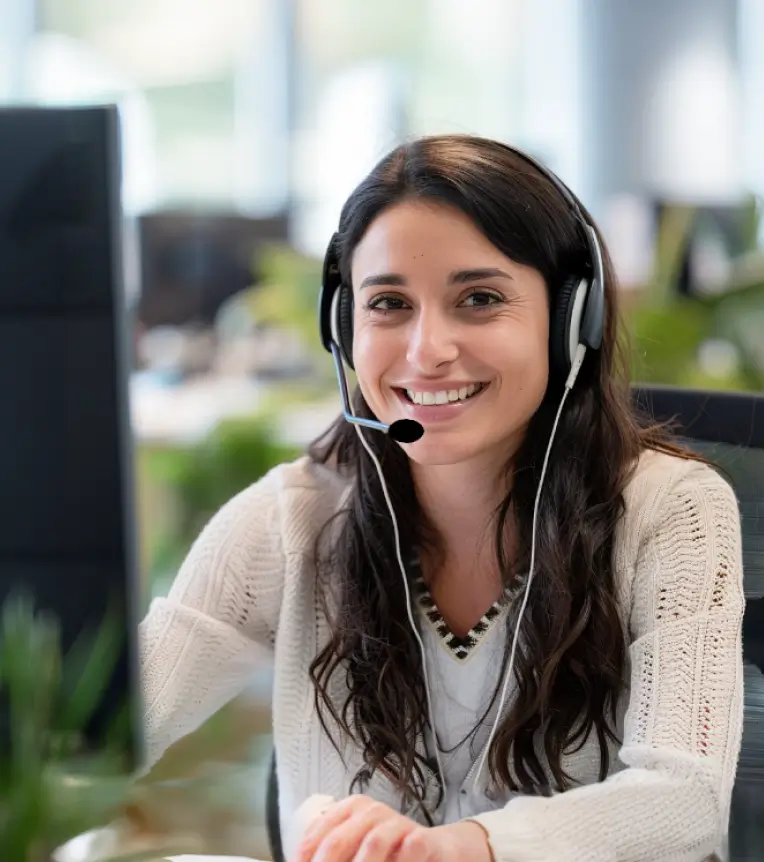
392, 382, 489, 424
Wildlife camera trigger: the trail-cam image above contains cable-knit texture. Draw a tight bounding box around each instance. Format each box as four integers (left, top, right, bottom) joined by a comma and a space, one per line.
138, 451, 745, 862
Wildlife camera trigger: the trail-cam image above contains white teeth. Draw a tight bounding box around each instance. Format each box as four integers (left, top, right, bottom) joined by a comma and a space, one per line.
405, 383, 483, 405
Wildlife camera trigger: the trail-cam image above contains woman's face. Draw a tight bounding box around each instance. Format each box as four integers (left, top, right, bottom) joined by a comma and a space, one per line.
351, 199, 551, 467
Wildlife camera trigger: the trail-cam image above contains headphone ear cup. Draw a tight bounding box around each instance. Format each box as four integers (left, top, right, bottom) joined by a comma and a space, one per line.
337, 284, 355, 369
549, 275, 581, 376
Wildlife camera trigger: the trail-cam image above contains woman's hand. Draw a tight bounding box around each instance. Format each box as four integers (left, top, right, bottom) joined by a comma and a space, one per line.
292, 795, 494, 862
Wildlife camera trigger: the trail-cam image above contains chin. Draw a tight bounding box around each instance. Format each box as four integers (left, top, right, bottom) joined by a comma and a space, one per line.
398, 421, 528, 469
399, 436, 493, 467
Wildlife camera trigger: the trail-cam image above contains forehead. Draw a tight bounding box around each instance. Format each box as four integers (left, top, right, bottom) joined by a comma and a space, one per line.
351, 200, 510, 277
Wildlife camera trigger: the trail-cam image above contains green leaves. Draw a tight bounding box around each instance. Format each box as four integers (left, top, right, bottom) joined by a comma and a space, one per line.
56, 603, 124, 743
629, 197, 764, 392
248, 243, 326, 361
147, 413, 300, 576
0, 593, 132, 861
0, 595, 62, 770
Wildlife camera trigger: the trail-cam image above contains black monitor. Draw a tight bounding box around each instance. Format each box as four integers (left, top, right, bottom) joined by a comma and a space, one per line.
136, 210, 290, 329
0, 104, 142, 769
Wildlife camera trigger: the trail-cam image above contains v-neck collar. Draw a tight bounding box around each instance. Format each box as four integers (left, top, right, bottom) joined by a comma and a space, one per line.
411, 573, 520, 661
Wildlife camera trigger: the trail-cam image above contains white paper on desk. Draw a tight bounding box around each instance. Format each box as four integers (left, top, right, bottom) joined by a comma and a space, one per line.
167, 795, 337, 862
167, 857, 265, 862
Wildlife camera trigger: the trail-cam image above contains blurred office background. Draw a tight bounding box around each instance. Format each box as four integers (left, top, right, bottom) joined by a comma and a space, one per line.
2, 0, 764, 858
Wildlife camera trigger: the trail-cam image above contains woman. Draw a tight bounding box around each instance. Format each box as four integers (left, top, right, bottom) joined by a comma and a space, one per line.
139, 135, 745, 862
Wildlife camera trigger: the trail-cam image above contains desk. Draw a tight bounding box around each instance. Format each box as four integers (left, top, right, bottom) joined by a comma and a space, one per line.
54, 829, 265, 862
131, 372, 339, 448
167, 857, 263, 861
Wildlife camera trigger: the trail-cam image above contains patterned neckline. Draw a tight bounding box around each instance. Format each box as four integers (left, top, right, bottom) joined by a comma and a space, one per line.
411, 573, 522, 661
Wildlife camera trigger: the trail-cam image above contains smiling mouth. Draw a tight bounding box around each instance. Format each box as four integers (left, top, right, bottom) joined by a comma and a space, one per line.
398, 383, 488, 405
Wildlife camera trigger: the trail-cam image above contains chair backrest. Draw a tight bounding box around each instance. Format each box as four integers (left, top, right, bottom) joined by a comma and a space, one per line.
633, 385, 764, 861
266, 748, 284, 862
265, 385, 764, 862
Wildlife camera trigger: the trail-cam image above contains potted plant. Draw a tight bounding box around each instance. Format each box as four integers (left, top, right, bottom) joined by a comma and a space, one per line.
0, 592, 146, 862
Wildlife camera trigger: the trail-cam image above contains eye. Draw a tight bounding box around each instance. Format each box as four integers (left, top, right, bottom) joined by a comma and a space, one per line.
460, 290, 504, 308
364, 294, 409, 313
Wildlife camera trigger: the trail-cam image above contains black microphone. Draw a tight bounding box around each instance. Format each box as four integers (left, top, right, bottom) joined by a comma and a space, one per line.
330, 344, 424, 443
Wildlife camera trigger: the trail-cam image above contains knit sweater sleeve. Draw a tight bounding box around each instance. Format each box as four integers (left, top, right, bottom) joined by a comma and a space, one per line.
138, 467, 285, 771
469, 458, 745, 862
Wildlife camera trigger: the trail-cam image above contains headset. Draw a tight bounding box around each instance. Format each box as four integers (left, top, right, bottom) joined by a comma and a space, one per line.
317, 141, 607, 807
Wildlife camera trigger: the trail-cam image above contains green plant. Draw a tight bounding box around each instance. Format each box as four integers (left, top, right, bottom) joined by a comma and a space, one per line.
627, 196, 764, 392
247, 243, 326, 362
0, 593, 133, 861
146, 413, 301, 579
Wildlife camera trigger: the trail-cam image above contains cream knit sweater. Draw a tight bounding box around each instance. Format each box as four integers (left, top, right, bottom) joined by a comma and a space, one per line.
139, 448, 745, 862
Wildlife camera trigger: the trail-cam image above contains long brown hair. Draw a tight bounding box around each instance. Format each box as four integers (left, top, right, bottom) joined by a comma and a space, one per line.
307, 134, 698, 817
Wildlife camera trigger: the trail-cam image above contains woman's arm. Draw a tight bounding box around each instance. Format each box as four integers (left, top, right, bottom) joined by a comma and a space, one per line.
466, 459, 745, 862
138, 467, 286, 771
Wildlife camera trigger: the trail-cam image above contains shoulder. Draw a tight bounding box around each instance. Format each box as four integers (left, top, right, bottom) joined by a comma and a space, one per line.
617, 447, 744, 636
156, 455, 352, 635
621, 447, 739, 529
213, 454, 353, 556
266, 453, 352, 499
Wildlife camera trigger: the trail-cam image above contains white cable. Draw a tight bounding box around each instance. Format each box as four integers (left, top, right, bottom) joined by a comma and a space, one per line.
471, 343, 587, 791
351, 421, 447, 803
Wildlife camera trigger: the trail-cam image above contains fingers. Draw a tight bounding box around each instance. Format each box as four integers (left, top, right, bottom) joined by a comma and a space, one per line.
293, 801, 352, 862
353, 816, 410, 862
293, 794, 341, 846
294, 796, 394, 862
389, 829, 436, 862
292, 794, 435, 862
315, 804, 394, 862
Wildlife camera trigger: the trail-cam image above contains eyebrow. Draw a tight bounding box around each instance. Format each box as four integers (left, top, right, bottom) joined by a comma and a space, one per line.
358, 267, 513, 290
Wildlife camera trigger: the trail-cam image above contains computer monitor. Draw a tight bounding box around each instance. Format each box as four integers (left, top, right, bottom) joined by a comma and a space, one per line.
0, 104, 142, 769
136, 210, 290, 329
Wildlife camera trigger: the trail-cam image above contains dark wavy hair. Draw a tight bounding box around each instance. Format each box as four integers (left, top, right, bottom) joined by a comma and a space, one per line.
306, 134, 698, 819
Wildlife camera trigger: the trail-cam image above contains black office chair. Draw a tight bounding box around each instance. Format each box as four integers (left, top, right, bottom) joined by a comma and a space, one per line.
266, 385, 764, 862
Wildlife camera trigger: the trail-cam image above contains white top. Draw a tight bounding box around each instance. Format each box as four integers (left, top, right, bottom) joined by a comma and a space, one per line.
139, 449, 745, 862
414, 575, 511, 822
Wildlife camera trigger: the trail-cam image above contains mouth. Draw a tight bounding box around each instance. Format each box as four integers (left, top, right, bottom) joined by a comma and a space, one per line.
398, 382, 488, 405
391, 383, 490, 426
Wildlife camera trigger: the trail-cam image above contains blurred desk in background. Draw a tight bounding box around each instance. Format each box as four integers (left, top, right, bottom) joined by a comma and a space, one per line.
130, 372, 338, 449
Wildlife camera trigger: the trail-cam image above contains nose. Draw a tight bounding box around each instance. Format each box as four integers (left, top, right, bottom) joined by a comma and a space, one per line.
406, 306, 459, 372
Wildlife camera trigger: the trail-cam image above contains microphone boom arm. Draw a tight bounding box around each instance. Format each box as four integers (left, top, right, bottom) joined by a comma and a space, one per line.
330, 343, 424, 443
331, 344, 390, 434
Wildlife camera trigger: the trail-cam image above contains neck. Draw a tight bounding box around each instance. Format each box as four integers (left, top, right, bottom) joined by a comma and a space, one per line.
411, 456, 511, 564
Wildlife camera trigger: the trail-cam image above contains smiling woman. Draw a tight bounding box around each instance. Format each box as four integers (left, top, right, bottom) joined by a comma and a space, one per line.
138, 135, 744, 862
349, 199, 551, 467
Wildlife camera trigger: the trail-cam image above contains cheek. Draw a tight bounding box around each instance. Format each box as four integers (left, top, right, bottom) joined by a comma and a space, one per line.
492, 323, 548, 373
350, 325, 396, 408
514, 355, 549, 402
351, 325, 379, 377
493, 327, 549, 401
